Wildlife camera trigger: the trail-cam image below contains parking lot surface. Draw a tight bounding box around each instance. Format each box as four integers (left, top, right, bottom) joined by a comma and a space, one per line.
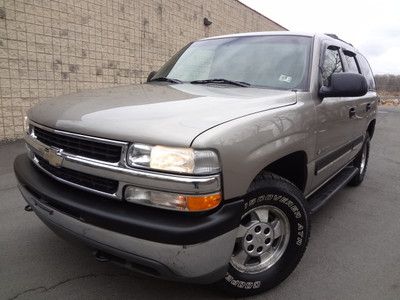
1, 106, 399, 300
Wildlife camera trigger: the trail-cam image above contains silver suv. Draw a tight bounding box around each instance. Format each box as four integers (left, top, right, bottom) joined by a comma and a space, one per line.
15, 32, 377, 296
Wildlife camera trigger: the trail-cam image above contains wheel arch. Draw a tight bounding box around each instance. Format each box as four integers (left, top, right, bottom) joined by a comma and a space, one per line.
249, 151, 308, 193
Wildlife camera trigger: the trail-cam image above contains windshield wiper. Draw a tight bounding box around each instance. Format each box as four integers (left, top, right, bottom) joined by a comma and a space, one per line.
150, 77, 183, 84
190, 78, 251, 87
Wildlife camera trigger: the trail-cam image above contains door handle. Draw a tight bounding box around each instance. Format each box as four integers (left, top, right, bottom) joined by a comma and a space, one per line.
349, 107, 356, 118
366, 103, 372, 112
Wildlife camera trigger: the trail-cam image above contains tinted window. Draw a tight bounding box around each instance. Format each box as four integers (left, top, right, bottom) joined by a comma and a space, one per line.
344, 53, 360, 73
154, 36, 312, 90
321, 47, 343, 86
357, 55, 376, 90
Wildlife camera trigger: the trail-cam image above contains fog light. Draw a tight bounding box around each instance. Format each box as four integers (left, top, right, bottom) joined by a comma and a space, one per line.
124, 186, 221, 212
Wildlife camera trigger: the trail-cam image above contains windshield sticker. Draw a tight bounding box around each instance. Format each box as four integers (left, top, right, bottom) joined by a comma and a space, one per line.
279, 74, 292, 83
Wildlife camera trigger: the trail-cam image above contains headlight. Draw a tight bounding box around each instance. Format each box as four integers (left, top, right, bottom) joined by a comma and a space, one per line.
127, 144, 220, 174
124, 186, 222, 211
23, 116, 30, 134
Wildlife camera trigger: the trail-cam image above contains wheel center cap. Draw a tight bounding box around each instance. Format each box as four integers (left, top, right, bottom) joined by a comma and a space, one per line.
243, 222, 274, 257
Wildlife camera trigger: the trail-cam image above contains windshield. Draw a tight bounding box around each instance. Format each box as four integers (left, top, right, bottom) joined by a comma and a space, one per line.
153, 35, 312, 90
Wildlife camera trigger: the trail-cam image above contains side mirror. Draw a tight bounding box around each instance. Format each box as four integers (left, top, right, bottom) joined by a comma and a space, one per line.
147, 71, 157, 82
319, 73, 368, 98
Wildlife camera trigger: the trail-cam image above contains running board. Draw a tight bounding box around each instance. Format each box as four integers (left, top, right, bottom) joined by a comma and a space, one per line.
307, 166, 358, 215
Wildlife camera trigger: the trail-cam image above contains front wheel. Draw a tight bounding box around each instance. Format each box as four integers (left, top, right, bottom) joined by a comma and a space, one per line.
218, 173, 310, 297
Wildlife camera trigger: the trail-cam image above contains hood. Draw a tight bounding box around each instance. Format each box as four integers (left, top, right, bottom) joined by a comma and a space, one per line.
28, 83, 297, 146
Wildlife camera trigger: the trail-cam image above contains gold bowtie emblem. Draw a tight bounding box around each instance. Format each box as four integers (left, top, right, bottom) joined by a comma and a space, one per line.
42, 147, 64, 168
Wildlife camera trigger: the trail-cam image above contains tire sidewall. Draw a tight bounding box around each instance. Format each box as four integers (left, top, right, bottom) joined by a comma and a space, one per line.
222, 184, 310, 294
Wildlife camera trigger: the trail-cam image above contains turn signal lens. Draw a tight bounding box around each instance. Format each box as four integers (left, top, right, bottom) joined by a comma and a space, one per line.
124, 186, 222, 212
186, 194, 222, 211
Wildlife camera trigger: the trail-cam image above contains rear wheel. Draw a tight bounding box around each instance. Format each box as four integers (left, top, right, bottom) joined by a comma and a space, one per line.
349, 133, 370, 186
218, 173, 310, 297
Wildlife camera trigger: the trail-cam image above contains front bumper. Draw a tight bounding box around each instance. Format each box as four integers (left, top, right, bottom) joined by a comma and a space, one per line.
14, 154, 243, 283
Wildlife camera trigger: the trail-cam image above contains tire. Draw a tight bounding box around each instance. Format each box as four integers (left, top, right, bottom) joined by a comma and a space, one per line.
348, 133, 370, 186
218, 173, 310, 297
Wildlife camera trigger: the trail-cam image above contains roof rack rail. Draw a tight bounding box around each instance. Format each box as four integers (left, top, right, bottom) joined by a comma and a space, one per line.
324, 33, 353, 47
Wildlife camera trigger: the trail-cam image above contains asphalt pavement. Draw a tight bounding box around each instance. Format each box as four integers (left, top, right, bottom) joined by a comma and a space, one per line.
1, 106, 399, 300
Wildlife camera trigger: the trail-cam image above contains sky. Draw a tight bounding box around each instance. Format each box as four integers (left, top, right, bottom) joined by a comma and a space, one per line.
240, 0, 400, 75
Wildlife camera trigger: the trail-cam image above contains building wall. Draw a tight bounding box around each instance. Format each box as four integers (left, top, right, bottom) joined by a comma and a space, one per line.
0, 0, 285, 141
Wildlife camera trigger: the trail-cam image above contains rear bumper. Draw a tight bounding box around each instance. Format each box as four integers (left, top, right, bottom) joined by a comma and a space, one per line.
14, 154, 243, 283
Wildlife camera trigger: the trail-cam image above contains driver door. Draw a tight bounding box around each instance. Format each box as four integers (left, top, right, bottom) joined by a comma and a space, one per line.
311, 44, 359, 190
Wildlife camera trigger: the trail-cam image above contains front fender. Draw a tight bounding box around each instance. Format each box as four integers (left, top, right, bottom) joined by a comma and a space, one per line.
191, 101, 315, 199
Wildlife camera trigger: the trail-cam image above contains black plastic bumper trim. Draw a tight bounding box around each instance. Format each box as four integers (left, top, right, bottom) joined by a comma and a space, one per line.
14, 154, 243, 245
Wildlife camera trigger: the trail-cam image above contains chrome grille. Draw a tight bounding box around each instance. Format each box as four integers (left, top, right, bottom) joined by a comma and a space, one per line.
36, 156, 119, 194
34, 126, 122, 163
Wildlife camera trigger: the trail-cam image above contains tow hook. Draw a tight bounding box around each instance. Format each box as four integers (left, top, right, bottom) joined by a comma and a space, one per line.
24, 205, 33, 212
94, 250, 110, 262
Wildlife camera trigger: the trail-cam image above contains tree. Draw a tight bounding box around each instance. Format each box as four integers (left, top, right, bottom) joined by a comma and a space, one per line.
374, 74, 400, 93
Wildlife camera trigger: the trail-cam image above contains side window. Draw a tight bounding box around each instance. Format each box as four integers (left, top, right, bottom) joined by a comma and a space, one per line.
343, 52, 360, 74
321, 47, 343, 86
357, 55, 376, 90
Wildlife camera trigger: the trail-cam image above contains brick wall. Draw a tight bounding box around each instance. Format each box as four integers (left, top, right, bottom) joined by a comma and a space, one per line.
0, 0, 285, 141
